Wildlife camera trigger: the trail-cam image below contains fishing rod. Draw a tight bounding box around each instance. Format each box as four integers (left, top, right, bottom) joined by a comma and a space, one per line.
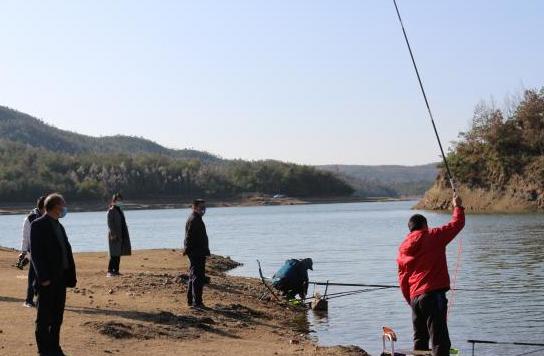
468, 340, 544, 347
311, 281, 398, 289
392, 0, 455, 192
392, 0, 464, 317
324, 287, 389, 300
310, 281, 489, 293
302, 287, 389, 302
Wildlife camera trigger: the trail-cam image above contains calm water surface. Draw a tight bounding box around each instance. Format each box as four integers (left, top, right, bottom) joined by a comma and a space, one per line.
1, 201, 543, 355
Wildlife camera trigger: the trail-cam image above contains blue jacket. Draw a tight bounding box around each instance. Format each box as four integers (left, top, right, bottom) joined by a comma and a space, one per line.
272, 259, 309, 292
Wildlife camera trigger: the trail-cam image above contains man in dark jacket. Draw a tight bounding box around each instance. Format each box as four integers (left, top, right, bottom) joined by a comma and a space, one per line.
183, 199, 211, 308
272, 258, 313, 300
397, 194, 465, 356
31, 193, 77, 356
107, 193, 132, 277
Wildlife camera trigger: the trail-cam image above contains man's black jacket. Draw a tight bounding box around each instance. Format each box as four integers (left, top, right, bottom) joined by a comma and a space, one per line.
184, 212, 210, 257
30, 215, 77, 289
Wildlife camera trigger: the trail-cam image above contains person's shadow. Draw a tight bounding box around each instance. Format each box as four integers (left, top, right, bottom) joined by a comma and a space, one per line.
65, 306, 240, 338
0, 296, 25, 303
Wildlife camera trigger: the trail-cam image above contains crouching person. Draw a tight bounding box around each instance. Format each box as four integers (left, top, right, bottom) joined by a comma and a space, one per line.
272, 258, 313, 300
31, 193, 77, 356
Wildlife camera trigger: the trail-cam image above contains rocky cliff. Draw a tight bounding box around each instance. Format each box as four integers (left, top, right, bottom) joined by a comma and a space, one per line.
415, 174, 544, 212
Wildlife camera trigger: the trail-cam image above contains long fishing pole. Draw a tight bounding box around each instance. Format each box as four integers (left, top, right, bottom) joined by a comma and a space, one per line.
302, 287, 389, 302
310, 281, 486, 292
392, 0, 455, 192
468, 340, 544, 347
311, 281, 398, 289
324, 287, 389, 300
392, 0, 464, 318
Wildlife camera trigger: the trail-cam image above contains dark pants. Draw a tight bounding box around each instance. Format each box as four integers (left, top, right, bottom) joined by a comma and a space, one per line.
26, 262, 36, 304
411, 290, 451, 356
36, 283, 66, 356
187, 255, 206, 306
108, 256, 121, 273
274, 281, 305, 300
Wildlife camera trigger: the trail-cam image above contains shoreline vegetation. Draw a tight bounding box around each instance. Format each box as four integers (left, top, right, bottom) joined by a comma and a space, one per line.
0, 106, 434, 213
0, 247, 368, 355
417, 88, 544, 212
0, 194, 412, 215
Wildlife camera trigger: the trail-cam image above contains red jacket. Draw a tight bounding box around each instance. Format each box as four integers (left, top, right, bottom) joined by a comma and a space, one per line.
397, 207, 465, 303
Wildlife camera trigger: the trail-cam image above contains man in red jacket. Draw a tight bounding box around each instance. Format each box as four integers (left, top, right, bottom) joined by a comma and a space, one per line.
397, 194, 465, 356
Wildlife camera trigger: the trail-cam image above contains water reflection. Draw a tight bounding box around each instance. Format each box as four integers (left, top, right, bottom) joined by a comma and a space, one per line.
0, 202, 542, 355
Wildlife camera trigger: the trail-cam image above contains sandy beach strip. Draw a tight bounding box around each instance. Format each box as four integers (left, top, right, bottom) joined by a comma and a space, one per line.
0, 247, 368, 355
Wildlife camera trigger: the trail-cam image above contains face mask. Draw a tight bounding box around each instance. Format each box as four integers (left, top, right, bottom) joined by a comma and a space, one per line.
59, 207, 68, 219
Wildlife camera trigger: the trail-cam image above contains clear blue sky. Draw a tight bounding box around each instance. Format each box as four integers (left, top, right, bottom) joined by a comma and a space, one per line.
1, 1, 542, 165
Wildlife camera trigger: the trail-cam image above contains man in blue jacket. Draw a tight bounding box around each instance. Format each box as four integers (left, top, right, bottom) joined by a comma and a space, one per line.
272, 258, 313, 300
31, 193, 77, 356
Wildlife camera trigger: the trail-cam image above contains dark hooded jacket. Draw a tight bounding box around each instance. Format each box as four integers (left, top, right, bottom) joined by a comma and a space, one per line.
107, 206, 132, 257
184, 212, 210, 257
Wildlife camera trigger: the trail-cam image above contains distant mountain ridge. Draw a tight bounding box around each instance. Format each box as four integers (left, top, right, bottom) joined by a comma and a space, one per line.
0, 106, 218, 162
318, 163, 439, 197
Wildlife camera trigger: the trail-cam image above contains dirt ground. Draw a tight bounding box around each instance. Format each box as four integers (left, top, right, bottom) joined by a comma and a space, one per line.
0, 247, 368, 356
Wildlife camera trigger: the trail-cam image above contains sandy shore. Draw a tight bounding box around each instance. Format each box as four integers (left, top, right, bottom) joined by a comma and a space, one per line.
0, 248, 368, 355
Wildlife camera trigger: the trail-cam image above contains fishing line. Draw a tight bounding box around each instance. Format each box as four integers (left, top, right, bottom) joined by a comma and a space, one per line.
468, 340, 544, 356
514, 348, 544, 356
392, 0, 463, 317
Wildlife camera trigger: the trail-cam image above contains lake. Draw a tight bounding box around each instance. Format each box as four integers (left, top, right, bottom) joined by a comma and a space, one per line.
1, 201, 543, 355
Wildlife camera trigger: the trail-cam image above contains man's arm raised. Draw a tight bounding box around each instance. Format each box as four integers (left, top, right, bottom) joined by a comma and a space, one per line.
431, 194, 465, 245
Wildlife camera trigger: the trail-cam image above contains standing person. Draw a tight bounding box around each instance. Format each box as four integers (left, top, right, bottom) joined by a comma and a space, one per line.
183, 199, 211, 308
397, 194, 465, 356
106, 193, 132, 277
30, 193, 77, 356
20, 195, 47, 307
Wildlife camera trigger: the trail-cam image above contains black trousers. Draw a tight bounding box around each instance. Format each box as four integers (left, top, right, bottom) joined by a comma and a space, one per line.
108, 256, 121, 273
187, 255, 206, 305
275, 281, 305, 300
411, 290, 451, 356
36, 283, 66, 355
26, 262, 36, 303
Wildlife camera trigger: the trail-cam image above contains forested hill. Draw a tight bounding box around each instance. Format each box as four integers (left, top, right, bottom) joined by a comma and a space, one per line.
0, 106, 218, 161
0, 106, 353, 201
416, 88, 544, 211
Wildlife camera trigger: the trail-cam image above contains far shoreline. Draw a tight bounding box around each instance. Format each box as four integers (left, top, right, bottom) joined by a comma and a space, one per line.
0, 195, 416, 216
